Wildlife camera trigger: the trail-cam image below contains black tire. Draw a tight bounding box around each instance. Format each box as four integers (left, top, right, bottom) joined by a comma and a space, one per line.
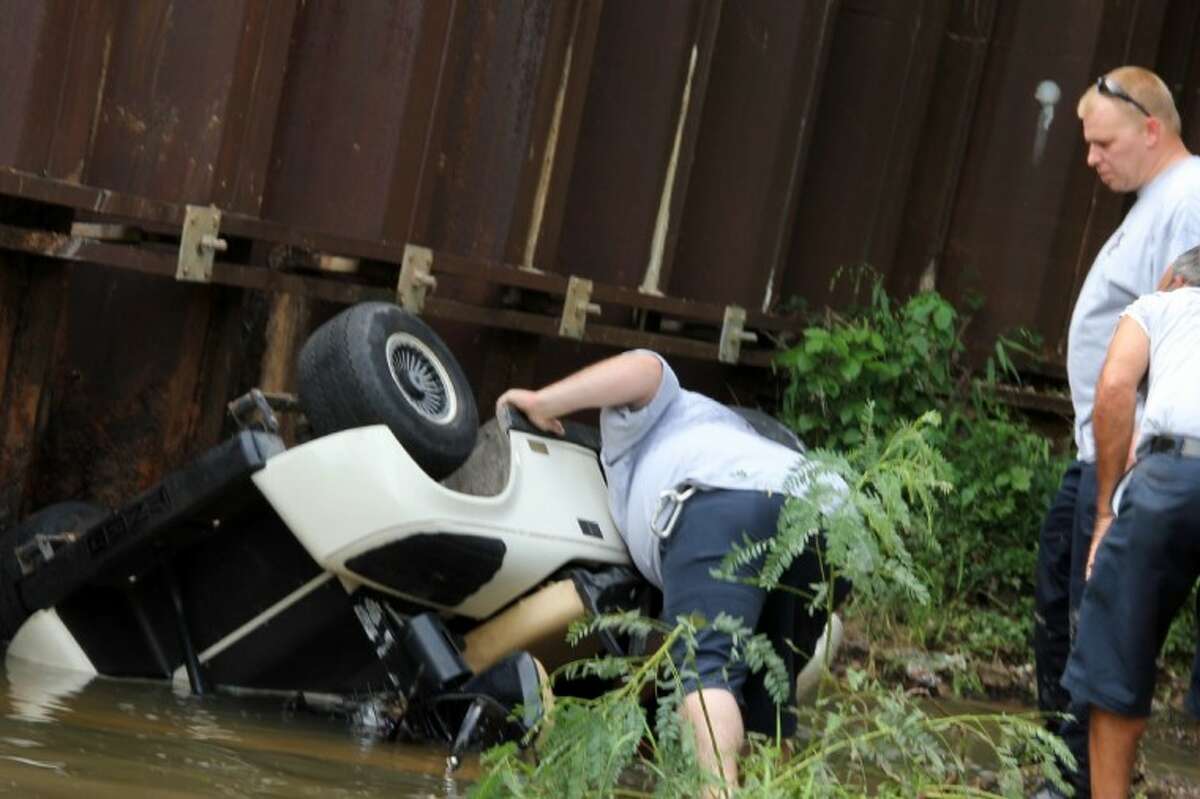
0, 501, 108, 640
297, 303, 479, 479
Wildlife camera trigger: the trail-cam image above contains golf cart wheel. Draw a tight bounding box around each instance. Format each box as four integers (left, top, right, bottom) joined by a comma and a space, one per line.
297, 303, 479, 479
0, 501, 108, 639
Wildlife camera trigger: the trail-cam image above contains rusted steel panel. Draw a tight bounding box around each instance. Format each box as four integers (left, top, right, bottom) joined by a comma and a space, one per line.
671, 0, 840, 312
84, 1, 277, 207
0, 1, 121, 181
555, 0, 703, 290
889, 1, 998, 300
412, 0, 562, 260
0, 254, 70, 526
0, 1, 56, 169
40, 3, 122, 182
937, 0, 1170, 363
187, 288, 262, 450
0, 0, 70, 171
264, 1, 445, 240
32, 268, 219, 507
643, 0, 722, 296
1158, 0, 1200, 153
517, 0, 604, 272
211, 0, 298, 215
781, 0, 950, 312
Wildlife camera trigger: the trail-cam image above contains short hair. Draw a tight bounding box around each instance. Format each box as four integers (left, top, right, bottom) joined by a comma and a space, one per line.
1170, 245, 1200, 285
1076, 66, 1182, 135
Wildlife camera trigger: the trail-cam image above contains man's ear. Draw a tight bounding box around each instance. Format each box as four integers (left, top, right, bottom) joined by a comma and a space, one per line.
1143, 115, 1163, 148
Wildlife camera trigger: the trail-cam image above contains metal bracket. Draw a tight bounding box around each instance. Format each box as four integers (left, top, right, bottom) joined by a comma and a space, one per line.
719, 305, 757, 364
14, 532, 77, 577
397, 244, 437, 313
559, 276, 601, 340
177, 205, 226, 283
227, 388, 300, 434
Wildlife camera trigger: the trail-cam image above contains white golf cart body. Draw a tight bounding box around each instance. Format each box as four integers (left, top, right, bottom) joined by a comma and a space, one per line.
4, 418, 631, 689
254, 424, 628, 622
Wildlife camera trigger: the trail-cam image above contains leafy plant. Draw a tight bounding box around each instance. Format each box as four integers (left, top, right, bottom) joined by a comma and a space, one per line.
775, 281, 1070, 663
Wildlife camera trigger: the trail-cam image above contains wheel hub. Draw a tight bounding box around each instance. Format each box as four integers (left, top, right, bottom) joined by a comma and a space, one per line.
386, 333, 456, 424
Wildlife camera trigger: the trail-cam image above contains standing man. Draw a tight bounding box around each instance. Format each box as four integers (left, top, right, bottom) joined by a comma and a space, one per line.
498, 349, 845, 794
1062, 246, 1200, 798
1032, 65, 1200, 798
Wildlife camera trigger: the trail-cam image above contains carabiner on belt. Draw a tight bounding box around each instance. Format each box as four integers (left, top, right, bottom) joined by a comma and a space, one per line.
650, 484, 697, 540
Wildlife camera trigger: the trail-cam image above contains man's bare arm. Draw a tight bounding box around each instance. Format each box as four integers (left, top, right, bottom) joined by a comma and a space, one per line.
1089, 317, 1150, 574
495, 351, 663, 434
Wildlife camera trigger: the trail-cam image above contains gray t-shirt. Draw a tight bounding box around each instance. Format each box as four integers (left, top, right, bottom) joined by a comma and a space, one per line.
1121, 287, 1200, 450
599, 351, 844, 588
1067, 155, 1200, 462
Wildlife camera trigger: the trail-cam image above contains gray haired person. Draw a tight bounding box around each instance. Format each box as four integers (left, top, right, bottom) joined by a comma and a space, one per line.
1063, 245, 1200, 797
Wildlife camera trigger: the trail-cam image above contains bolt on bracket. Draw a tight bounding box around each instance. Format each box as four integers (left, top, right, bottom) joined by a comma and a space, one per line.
719, 305, 758, 365
177, 205, 226, 283
397, 244, 437, 313
559, 276, 601, 340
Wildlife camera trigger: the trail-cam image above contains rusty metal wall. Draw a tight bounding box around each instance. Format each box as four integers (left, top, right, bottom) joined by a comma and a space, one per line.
3, 0, 1200, 519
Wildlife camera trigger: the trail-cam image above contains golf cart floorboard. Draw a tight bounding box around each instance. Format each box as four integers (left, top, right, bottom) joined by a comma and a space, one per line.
10, 430, 393, 692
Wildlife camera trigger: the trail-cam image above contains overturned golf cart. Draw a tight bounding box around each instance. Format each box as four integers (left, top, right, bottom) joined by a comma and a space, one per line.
0, 302, 839, 753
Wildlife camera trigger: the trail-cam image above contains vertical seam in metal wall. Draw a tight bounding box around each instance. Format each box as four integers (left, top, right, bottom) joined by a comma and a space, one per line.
522, 2, 581, 270
226, 0, 273, 210
406, 0, 459, 245
46, 5, 83, 175
763, 0, 841, 312
926, 0, 1000, 293
865, 2, 926, 269
641, 42, 699, 296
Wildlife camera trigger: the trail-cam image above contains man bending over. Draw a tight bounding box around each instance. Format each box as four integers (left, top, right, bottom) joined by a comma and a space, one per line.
498, 350, 845, 792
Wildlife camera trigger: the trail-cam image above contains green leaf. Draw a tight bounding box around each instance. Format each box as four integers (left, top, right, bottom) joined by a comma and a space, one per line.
839, 359, 863, 381
932, 303, 954, 332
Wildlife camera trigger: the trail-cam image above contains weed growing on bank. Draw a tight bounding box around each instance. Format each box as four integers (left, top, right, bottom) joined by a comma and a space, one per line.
776, 281, 1062, 664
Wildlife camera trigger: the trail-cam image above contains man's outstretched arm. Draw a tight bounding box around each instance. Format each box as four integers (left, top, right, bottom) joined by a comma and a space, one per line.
495, 351, 663, 435
1089, 316, 1150, 575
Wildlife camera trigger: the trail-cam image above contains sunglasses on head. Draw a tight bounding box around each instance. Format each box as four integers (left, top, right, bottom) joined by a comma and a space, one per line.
1097, 75, 1151, 117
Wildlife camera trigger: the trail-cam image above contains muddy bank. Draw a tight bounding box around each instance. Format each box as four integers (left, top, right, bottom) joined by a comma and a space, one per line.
836, 629, 1200, 795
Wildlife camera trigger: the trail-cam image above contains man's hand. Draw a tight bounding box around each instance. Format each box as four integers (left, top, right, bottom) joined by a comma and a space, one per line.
1086, 513, 1115, 580
496, 388, 565, 436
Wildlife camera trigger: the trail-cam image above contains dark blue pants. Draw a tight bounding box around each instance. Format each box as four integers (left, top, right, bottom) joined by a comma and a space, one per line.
1033, 460, 1096, 794
1064, 453, 1200, 719
659, 490, 848, 737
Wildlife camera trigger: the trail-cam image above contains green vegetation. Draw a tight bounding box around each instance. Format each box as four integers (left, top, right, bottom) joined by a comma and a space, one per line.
776, 278, 1195, 674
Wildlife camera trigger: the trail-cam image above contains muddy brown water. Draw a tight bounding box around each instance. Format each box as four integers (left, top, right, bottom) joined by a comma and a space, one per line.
0, 657, 475, 797
0, 657, 1194, 797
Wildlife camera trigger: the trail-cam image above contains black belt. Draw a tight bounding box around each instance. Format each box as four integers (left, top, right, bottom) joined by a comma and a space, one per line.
1140, 434, 1200, 458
